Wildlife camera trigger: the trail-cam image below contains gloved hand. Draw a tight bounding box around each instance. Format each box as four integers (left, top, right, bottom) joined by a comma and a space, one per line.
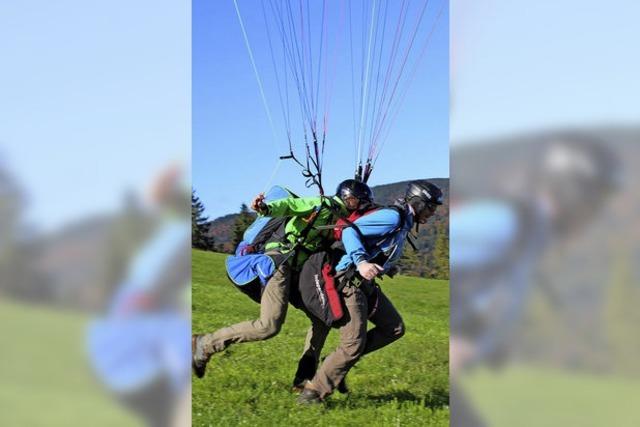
357, 261, 384, 280
250, 193, 268, 214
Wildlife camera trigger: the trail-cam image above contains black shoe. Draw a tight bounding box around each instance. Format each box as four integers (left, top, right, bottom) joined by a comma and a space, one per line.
297, 386, 322, 405
337, 377, 349, 394
192, 335, 207, 379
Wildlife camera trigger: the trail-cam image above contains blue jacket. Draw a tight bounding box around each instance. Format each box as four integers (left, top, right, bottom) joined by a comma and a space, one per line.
336, 205, 414, 273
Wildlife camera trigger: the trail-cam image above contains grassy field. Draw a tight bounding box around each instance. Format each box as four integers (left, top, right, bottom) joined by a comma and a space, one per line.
192, 249, 449, 426
462, 365, 640, 427
0, 299, 140, 426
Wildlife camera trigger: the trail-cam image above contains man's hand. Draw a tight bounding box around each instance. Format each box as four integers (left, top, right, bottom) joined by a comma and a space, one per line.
250, 193, 268, 214
357, 261, 384, 280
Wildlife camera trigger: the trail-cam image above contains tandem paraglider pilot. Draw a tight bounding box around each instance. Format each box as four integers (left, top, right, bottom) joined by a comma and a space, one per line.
191, 185, 350, 378
296, 181, 444, 404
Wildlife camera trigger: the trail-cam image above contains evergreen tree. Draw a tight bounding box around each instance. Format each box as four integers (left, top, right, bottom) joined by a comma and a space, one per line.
397, 247, 420, 276
432, 222, 449, 279
192, 189, 215, 250
232, 203, 255, 249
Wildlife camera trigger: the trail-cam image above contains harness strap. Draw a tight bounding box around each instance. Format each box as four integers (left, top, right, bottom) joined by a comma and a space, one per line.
288, 198, 333, 268
406, 233, 418, 251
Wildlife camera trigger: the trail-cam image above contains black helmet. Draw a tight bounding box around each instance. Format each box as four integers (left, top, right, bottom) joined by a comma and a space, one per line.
405, 181, 444, 206
540, 135, 620, 195
336, 179, 373, 202
537, 134, 620, 234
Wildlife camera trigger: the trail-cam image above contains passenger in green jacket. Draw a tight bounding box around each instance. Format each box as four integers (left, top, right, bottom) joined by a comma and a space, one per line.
192, 188, 348, 378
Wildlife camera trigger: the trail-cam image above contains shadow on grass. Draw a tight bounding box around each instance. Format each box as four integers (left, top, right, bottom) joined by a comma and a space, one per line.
327, 388, 449, 410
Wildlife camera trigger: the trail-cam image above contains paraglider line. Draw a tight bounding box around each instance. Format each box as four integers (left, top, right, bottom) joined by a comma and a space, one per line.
374, 0, 446, 164
356, 0, 378, 174
232, 0, 281, 154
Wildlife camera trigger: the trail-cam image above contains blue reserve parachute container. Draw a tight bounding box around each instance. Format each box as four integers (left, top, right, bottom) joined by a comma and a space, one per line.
225, 186, 297, 303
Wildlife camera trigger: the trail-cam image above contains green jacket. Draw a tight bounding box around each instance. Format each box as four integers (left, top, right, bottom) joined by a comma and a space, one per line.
262, 195, 347, 264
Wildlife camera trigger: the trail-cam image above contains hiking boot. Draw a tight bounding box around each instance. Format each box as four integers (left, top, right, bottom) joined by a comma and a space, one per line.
192, 334, 208, 379
291, 354, 318, 393
291, 378, 306, 393
296, 384, 323, 405
337, 377, 349, 394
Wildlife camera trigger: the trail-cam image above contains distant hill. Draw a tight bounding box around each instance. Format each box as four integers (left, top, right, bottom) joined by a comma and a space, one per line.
33, 207, 155, 311
205, 178, 450, 274
207, 213, 249, 252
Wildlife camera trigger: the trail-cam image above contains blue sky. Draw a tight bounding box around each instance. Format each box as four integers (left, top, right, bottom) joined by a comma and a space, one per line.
0, 1, 190, 231
193, 0, 449, 220
451, 0, 640, 144
6, 1, 636, 229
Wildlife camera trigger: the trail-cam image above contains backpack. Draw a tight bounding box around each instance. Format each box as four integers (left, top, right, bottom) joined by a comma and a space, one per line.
235, 186, 298, 256
225, 186, 337, 304
297, 248, 383, 327
297, 249, 346, 326
225, 186, 297, 302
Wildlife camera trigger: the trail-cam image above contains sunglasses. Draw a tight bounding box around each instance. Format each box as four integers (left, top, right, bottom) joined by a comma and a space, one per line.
425, 202, 438, 212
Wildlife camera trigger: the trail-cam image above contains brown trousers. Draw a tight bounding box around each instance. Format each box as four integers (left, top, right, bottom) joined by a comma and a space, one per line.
199, 261, 291, 356
305, 283, 405, 397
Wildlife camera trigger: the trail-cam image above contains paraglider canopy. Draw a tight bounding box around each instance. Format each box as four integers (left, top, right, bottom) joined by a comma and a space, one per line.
231, 0, 446, 193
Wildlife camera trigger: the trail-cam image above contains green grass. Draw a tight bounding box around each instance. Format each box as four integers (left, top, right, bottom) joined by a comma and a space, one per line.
462, 366, 640, 427
0, 299, 140, 427
192, 249, 449, 426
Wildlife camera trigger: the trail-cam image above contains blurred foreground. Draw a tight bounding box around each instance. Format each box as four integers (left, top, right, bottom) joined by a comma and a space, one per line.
0, 163, 191, 427
450, 129, 639, 426
450, 0, 640, 425
0, 2, 190, 426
